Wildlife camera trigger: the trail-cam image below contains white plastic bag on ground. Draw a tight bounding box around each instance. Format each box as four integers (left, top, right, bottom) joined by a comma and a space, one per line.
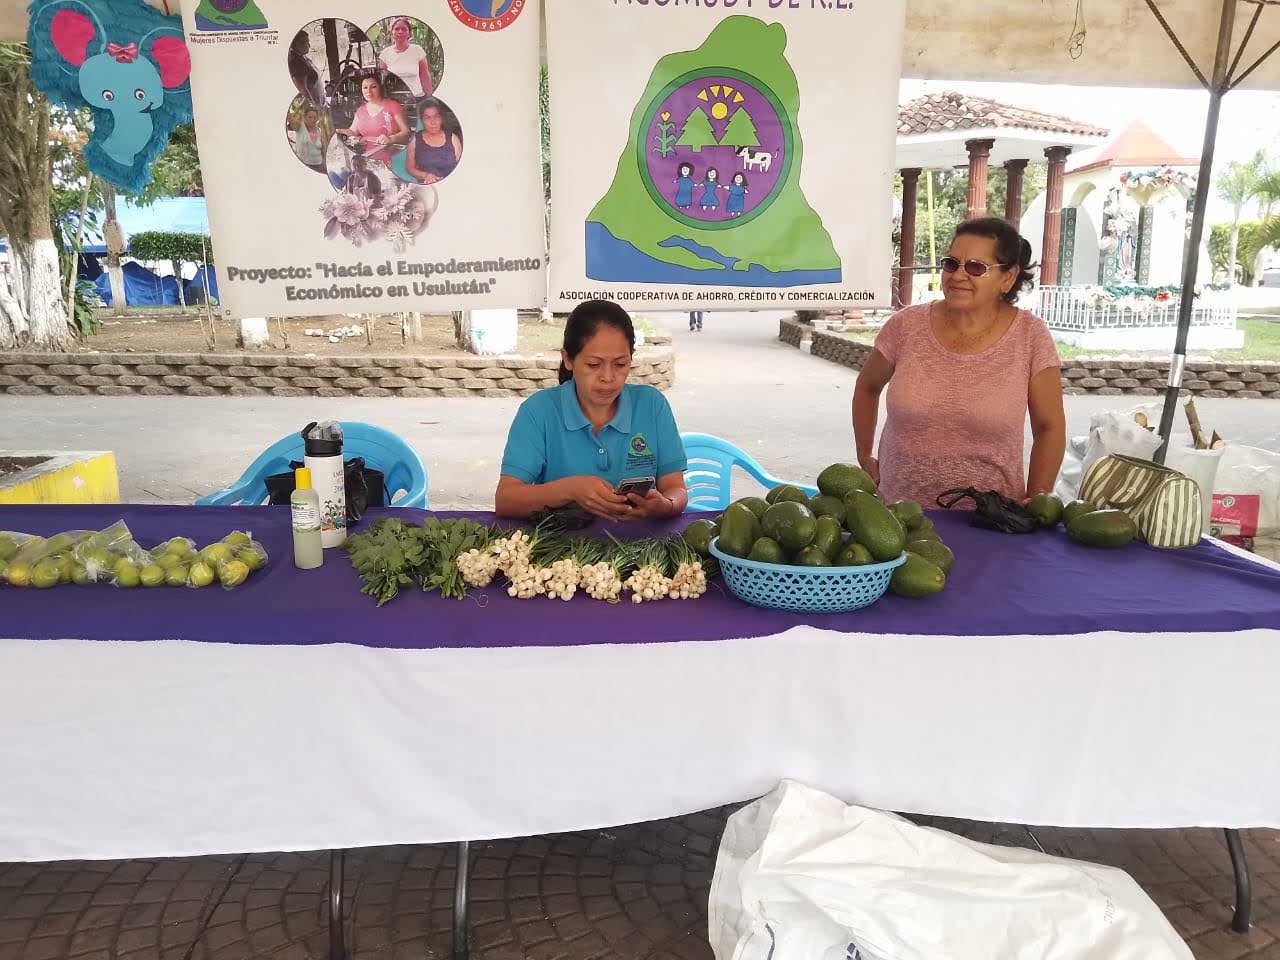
708, 781, 1192, 960
1210, 443, 1280, 562
1079, 402, 1163, 481
1164, 444, 1226, 536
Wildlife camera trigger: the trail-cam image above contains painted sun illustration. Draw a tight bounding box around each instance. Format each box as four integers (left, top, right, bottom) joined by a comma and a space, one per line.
697, 84, 745, 121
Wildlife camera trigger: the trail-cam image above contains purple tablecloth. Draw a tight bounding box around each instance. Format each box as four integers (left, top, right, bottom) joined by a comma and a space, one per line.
2, 504, 1278, 649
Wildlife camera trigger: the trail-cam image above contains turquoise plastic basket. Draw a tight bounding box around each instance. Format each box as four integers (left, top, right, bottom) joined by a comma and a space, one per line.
708, 537, 906, 613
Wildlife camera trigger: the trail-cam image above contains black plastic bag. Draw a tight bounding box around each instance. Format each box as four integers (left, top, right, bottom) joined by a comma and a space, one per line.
264, 458, 386, 521
937, 487, 1042, 534
529, 503, 595, 532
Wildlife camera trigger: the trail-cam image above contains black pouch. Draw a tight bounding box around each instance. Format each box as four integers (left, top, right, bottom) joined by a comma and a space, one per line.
937, 487, 1042, 534
264, 458, 386, 521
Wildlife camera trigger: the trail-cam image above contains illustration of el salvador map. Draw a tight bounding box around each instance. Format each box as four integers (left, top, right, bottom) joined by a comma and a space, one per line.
586, 16, 841, 287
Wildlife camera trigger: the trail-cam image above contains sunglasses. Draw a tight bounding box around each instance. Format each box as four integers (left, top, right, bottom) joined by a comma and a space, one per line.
939, 256, 1011, 278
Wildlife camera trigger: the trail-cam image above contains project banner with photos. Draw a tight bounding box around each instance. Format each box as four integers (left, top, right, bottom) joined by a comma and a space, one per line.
547, 0, 905, 311
182, 0, 544, 317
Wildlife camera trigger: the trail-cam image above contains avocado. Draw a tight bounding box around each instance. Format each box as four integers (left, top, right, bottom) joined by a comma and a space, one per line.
733, 496, 771, 520
812, 515, 844, 561
717, 503, 761, 558
907, 538, 954, 575
1067, 508, 1137, 548
1062, 499, 1099, 527
888, 499, 925, 531
768, 484, 810, 505
817, 463, 877, 499
793, 545, 831, 567
1027, 492, 1065, 527
835, 542, 874, 566
889, 553, 947, 597
761, 501, 818, 554
682, 519, 718, 558
809, 494, 847, 521
747, 537, 787, 564
845, 490, 907, 562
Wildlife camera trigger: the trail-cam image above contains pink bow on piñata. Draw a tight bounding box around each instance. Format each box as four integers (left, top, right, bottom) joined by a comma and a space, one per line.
105, 41, 138, 63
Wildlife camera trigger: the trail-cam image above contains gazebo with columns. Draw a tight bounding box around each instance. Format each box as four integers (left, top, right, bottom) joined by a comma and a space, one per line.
894, 92, 1110, 307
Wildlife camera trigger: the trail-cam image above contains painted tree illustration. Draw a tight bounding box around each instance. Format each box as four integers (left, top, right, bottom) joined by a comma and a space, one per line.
719, 107, 760, 150
675, 107, 717, 152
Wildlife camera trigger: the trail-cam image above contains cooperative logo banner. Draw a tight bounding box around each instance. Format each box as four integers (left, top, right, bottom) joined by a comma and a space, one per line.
547, 0, 905, 311
183, 0, 545, 316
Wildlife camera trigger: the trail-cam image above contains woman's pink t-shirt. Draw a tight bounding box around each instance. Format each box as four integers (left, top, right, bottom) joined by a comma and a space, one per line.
872, 303, 1061, 507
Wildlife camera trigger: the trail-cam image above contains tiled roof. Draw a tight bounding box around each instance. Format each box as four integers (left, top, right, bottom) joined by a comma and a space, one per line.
898, 92, 1110, 138
1072, 119, 1199, 173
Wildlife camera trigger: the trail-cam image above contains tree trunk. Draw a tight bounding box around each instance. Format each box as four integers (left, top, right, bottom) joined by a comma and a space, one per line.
12, 237, 72, 350
1228, 227, 1240, 285
101, 185, 127, 315
0, 270, 24, 347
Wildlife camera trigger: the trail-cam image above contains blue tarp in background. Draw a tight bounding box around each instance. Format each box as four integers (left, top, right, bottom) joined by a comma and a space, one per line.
94, 261, 181, 306
4, 197, 216, 305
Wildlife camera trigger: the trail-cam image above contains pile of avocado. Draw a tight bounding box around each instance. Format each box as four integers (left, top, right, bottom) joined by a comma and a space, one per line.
1027, 492, 1139, 548
681, 463, 950, 599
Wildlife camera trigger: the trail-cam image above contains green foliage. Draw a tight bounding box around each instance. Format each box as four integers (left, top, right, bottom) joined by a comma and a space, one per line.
70, 280, 101, 336
129, 231, 213, 264
1210, 221, 1265, 284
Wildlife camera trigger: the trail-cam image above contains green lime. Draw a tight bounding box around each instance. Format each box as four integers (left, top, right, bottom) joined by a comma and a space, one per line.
236, 547, 267, 571
153, 552, 184, 570
45, 534, 75, 554
222, 531, 252, 547
218, 559, 250, 588
0, 538, 17, 562
162, 538, 194, 559
57, 555, 76, 583
6, 562, 32, 587
140, 564, 167, 588
200, 543, 233, 567
165, 565, 190, 587
71, 564, 93, 586
31, 560, 61, 589
188, 562, 215, 588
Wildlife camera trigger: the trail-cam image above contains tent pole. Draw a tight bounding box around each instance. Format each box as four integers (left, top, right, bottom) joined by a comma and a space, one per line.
1154, 0, 1236, 463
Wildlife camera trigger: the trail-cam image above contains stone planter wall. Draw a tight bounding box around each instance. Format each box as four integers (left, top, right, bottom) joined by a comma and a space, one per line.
0, 348, 676, 398
784, 323, 1280, 399
779, 317, 809, 347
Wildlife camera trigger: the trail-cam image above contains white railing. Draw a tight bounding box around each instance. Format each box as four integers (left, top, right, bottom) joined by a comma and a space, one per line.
1036, 286, 1237, 334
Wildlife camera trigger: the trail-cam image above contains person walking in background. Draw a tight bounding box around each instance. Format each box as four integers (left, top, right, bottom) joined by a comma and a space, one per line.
688, 311, 703, 332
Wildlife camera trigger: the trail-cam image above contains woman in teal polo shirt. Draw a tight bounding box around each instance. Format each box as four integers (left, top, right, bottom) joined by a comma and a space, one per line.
496, 300, 689, 520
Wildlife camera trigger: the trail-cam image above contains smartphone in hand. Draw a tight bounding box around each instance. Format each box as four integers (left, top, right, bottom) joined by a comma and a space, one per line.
615, 476, 656, 498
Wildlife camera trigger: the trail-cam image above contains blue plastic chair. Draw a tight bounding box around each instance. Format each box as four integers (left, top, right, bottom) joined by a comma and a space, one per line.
680, 432, 818, 512
196, 422, 429, 508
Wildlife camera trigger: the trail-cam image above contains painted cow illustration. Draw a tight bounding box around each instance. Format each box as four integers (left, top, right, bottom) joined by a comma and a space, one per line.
736, 146, 773, 173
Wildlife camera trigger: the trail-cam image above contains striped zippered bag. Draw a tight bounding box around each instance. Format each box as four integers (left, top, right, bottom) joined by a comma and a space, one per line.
1079, 454, 1203, 549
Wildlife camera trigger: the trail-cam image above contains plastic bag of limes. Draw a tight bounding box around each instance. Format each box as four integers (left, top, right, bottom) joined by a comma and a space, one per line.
3, 524, 268, 590
189, 531, 268, 590
3, 529, 96, 588
71, 521, 152, 587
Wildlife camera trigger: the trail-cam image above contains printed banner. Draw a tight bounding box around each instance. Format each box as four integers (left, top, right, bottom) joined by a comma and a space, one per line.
182, 0, 544, 317
547, 0, 904, 311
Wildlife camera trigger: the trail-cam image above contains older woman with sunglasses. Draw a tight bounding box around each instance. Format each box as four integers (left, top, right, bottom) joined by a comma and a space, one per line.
853, 217, 1065, 508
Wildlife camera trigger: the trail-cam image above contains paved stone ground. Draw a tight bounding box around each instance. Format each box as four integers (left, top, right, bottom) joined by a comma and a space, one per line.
4, 312, 1280, 958
2, 811, 1279, 959
3, 311, 1279, 505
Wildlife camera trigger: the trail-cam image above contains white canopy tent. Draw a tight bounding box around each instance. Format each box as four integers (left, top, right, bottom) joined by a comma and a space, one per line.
5, 0, 1278, 88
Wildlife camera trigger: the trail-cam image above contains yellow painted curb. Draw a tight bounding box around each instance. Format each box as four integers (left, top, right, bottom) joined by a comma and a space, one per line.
0, 451, 120, 505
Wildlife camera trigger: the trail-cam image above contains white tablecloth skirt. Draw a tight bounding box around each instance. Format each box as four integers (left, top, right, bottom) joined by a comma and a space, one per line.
3, 622, 1279, 862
